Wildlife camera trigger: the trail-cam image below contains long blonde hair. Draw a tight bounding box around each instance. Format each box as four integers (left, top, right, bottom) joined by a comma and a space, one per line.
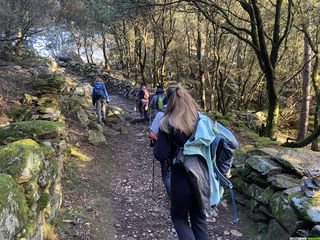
160, 84, 198, 135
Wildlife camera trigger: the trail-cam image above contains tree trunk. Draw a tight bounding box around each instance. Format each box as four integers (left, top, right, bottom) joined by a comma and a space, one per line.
152, 31, 158, 87
311, 55, 320, 150
15, 28, 23, 58
197, 14, 206, 110
297, 36, 311, 141
265, 70, 279, 140
102, 34, 110, 70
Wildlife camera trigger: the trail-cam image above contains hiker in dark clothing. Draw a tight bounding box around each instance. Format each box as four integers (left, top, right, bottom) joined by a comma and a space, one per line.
137, 84, 150, 121
149, 85, 165, 119
148, 104, 171, 198
154, 85, 208, 240
92, 77, 109, 124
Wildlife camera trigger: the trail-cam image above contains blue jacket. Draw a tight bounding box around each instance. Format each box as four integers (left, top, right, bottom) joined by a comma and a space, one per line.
183, 112, 224, 206
92, 82, 109, 104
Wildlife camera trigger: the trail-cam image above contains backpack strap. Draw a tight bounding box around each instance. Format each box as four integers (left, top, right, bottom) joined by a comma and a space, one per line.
211, 141, 238, 224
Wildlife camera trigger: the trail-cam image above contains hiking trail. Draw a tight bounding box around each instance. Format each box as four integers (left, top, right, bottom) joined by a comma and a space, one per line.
58, 78, 257, 240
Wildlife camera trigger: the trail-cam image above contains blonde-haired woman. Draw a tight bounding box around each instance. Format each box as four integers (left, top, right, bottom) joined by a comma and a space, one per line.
154, 85, 208, 240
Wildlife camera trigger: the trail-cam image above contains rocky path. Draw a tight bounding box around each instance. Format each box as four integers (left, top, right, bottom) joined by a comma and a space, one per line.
58, 93, 255, 240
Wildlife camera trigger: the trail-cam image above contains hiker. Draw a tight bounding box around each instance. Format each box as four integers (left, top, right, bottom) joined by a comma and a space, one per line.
137, 84, 150, 121
92, 77, 110, 124
154, 85, 209, 240
148, 105, 171, 197
149, 85, 166, 119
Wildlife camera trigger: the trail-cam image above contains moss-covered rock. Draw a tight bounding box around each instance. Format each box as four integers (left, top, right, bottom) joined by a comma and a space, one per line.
247, 172, 269, 188
38, 189, 50, 211
5, 105, 33, 122
32, 73, 66, 95
231, 177, 250, 196
290, 192, 320, 223
270, 192, 299, 234
261, 187, 274, 205
267, 174, 301, 190
0, 139, 43, 184
76, 108, 89, 125
0, 120, 66, 144
46, 182, 62, 222
0, 174, 28, 240
232, 164, 252, 178
248, 184, 265, 203
272, 148, 320, 177
87, 121, 104, 132
22, 179, 40, 211
88, 130, 106, 146
246, 155, 282, 176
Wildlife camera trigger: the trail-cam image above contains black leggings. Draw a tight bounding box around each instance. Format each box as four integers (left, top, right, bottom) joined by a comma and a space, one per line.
170, 166, 208, 240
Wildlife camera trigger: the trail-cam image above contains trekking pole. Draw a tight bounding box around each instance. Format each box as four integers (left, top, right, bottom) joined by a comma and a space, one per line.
152, 157, 155, 197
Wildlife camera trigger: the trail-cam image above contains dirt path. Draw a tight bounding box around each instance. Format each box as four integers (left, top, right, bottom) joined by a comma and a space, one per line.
58, 93, 255, 240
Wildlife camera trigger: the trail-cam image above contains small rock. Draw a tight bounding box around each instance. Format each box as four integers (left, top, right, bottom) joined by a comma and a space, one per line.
224, 230, 230, 235
114, 223, 121, 228
231, 230, 243, 237
206, 217, 216, 223
221, 199, 228, 208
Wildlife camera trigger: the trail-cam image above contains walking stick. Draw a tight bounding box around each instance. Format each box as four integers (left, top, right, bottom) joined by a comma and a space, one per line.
152, 157, 155, 196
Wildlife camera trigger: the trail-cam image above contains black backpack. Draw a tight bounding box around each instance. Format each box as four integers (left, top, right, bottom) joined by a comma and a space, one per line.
210, 136, 238, 224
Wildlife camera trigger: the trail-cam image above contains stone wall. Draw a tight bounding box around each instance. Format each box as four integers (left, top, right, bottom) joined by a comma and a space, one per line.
0, 72, 68, 239
232, 147, 320, 239
58, 60, 137, 99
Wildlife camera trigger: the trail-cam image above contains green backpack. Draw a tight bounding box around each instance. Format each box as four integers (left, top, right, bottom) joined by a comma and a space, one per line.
156, 95, 164, 110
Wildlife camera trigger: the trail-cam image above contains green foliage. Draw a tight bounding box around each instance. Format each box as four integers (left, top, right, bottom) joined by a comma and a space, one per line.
37, 190, 50, 210
5, 105, 32, 122
235, 120, 246, 128
218, 119, 229, 127
235, 144, 254, 158
243, 131, 279, 147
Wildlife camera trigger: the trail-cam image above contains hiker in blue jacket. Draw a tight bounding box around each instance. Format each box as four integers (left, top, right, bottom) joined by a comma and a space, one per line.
92, 77, 110, 124
154, 85, 209, 240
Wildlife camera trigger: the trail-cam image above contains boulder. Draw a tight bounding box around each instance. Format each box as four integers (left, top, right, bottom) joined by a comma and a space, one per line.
76, 108, 89, 125
261, 187, 275, 205
0, 139, 43, 184
0, 120, 67, 144
290, 192, 320, 223
32, 73, 66, 95
262, 147, 320, 177
73, 83, 92, 98
88, 130, 106, 146
88, 121, 104, 132
0, 174, 28, 240
270, 192, 299, 234
247, 172, 269, 188
231, 178, 250, 196
246, 155, 282, 176
248, 184, 265, 202
232, 164, 251, 178
267, 174, 301, 190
